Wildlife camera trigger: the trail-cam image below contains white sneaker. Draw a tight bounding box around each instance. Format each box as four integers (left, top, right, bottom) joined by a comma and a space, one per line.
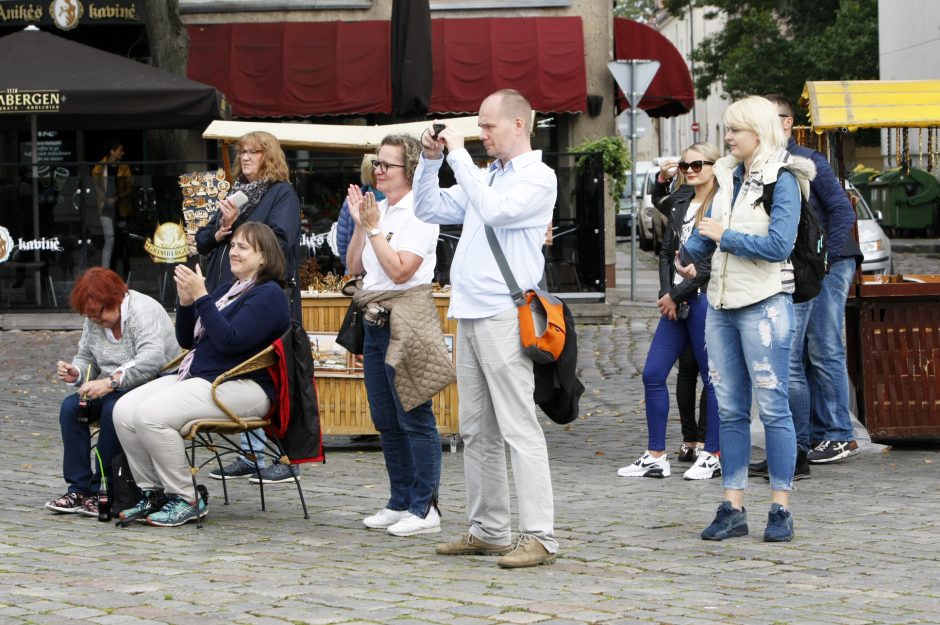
617, 451, 671, 478
683, 452, 722, 480
363, 507, 410, 529
387, 506, 441, 537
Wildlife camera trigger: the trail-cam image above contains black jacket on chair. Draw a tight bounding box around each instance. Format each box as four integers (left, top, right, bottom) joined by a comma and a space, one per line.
652, 181, 712, 302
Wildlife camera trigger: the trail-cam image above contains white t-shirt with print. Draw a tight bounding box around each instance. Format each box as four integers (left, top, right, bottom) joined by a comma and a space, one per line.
362, 191, 439, 291
674, 201, 700, 286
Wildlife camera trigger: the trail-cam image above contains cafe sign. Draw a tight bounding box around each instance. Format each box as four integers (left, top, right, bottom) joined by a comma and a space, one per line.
0, 88, 62, 114
0, 1, 140, 29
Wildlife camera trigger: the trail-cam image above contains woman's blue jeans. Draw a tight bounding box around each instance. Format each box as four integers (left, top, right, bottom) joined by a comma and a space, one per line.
59, 391, 124, 495
705, 293, 796, 491
642, 292, 719, 453
363, 322, 441, 517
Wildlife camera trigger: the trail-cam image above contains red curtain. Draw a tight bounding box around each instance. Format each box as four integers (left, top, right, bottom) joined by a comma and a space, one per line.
430, 17, 586, 114
187, 22, 391, 117
187, 17, 586, 117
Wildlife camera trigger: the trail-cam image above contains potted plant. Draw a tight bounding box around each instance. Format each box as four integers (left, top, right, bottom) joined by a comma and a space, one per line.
568, 135, 631, 202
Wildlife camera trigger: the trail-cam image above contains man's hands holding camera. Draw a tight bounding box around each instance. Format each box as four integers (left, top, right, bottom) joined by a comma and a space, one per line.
421, 121, 461, 159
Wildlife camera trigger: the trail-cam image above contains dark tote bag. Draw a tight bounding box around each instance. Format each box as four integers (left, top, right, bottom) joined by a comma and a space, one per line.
336, 300, 365, 355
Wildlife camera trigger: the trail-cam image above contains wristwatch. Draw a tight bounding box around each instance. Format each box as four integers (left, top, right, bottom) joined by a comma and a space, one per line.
367, 228, 383, 238
109, 375, 120, 389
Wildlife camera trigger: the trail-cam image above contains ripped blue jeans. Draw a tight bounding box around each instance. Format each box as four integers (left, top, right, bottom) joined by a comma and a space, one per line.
705, 293, 796, 491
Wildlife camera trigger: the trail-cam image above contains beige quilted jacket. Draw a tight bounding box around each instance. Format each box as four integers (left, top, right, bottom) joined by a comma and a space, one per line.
353, 284, 456, 411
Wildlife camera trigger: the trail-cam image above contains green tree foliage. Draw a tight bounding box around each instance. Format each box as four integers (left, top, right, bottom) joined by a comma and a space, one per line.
614, 0, 659, 22
662, 0, 878, 116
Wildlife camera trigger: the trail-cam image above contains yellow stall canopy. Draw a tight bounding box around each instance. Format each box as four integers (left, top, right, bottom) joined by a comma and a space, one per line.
202, 116, 493, 152
801, 80, 940, 132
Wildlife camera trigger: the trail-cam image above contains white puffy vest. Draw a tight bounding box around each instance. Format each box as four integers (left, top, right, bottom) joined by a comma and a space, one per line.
706, 155, 809, 310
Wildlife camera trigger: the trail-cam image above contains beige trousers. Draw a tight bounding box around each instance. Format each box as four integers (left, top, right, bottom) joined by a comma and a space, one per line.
113, 375, 270, 501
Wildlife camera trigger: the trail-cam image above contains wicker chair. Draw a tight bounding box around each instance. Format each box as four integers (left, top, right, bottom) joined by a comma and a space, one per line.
165, 345, 310, 528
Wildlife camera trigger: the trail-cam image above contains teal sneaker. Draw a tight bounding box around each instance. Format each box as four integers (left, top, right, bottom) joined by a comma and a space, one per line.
146, 496, 208, 527
118, 490, 167, 523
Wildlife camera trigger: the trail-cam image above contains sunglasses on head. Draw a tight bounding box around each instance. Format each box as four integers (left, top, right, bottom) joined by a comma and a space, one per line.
678, 160, 714, 173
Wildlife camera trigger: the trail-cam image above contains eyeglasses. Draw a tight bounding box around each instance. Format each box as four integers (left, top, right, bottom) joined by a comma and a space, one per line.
372, 159, 405, 173
678, 160, 714, 173
237, 149, 263, 158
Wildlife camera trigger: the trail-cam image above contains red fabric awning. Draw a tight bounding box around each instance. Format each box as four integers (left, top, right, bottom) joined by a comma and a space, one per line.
429, 17, 586, 114
187, 16, 586, 118
613, 18, 694, 118
187, 22, 392, 117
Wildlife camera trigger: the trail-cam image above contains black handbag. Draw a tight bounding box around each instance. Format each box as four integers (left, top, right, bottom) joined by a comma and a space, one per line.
336, 299, 364, 355
336, 278, 365, 355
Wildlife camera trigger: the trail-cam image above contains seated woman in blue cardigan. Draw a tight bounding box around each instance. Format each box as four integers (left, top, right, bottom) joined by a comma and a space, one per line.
113, 222, 291, 527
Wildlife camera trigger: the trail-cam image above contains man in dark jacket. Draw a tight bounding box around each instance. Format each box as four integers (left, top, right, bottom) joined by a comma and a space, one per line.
751, 95, 864, 479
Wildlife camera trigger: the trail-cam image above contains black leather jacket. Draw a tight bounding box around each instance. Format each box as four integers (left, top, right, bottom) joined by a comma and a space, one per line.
652, 179, 712, 302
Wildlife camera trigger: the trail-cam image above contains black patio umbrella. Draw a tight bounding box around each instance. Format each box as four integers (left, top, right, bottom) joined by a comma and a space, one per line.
0, 26, 226, 296
0, 27, 225, 132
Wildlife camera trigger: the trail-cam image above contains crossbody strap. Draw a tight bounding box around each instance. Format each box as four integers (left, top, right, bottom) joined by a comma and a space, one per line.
482, 170, 547, 306
485, 224, 526, 307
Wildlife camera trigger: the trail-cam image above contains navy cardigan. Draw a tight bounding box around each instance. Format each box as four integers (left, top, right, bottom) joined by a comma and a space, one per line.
195, 181, 302, 321
176, 281, 290, 401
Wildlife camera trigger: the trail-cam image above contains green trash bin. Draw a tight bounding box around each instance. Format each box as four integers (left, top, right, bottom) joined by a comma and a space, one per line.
847, 166, 880, 209
868, 167, 940, 236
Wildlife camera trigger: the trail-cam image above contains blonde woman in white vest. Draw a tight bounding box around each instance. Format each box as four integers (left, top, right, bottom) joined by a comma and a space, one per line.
676, 96, 816, 544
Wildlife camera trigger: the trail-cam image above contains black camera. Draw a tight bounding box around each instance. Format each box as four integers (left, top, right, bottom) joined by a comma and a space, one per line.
431, 123, 445, 138
677, 302, 690, 320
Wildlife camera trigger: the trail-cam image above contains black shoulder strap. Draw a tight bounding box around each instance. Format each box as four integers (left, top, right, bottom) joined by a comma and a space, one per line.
760, 181, 776, 217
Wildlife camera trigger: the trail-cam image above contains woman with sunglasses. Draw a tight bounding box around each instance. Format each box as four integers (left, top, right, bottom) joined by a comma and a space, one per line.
677, 96, 814, 543
617, 144, 721, 481
346, 134, 453, 539
196, 131, 304, 485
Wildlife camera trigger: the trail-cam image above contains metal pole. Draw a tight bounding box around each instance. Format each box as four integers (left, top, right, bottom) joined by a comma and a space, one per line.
629, 60, 638, 302
30, 114, 41, 305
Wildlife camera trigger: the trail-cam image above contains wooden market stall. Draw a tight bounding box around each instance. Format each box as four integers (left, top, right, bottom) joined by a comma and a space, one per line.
202, 117, 495, 442
801, 80, 940, 439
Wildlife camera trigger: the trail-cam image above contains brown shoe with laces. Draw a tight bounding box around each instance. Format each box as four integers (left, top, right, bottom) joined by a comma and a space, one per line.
435, 532, 512, 556
497, 534, 556, 569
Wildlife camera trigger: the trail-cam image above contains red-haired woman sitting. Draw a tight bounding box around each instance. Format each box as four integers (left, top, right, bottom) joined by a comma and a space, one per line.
46, 268, 179, 517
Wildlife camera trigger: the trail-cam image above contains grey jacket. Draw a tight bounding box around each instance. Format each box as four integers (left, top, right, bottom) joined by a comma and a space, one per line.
72, 290, 180, 390
354, 284, 456, 411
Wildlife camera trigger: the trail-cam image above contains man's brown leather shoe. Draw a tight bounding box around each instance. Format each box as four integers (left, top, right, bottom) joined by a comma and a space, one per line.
496, 535, 556, 569
435, 532, 512, 556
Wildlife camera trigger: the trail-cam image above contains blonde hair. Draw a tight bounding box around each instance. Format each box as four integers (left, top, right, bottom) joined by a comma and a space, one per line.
359, 153, 377, 187
232, 131, 290, 182
723, 96, 787, 172
677, 142, 721, 227
379, 134, 421, 186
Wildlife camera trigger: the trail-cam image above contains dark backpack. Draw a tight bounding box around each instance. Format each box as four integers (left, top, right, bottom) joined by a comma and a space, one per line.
760, 181, 826, 303
110, 452, 142, 514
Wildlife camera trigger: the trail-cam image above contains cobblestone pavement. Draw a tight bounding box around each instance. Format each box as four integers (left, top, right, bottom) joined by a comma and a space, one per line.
2, 243, 940, 625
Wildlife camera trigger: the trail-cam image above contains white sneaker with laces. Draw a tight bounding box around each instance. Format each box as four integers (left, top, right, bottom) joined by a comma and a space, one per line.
363, 507, 410, 529
617, 451, 671, 478
683, 451, 722, 480
387, 506, 441, 537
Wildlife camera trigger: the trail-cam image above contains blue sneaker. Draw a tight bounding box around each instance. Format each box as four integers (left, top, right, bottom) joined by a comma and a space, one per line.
763, 503, 794, 542
146, 496, 208, 527
118, 490, 167, 523
701, 501, 748, 541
